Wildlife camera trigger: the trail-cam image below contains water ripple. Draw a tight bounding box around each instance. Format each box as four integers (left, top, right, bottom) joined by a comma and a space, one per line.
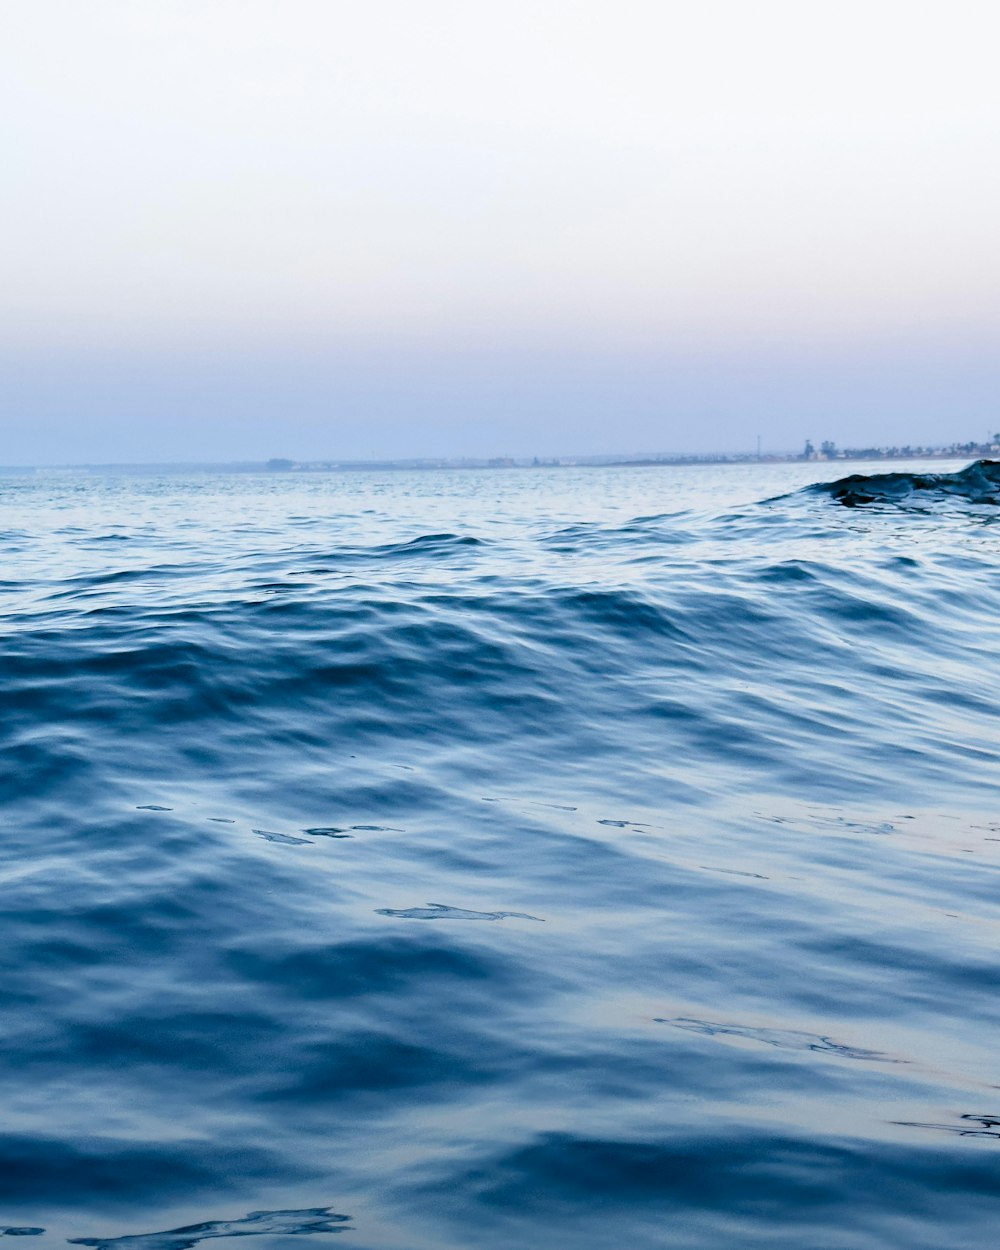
2, 462, 999, 1249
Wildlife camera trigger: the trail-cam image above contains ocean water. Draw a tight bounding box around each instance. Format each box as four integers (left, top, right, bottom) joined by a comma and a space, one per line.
2, 458, 999, 1250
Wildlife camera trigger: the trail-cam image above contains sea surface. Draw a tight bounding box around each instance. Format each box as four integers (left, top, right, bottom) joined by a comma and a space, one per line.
2, 458, 999, 1249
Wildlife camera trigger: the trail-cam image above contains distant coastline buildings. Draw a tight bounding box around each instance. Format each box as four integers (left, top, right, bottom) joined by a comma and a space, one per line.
260, 437, 1000, 474
798, 436, 1000, 463
4, 439, 997, 477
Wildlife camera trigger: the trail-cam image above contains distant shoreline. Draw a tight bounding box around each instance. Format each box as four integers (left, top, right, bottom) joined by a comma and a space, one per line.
1, 444, 995, 476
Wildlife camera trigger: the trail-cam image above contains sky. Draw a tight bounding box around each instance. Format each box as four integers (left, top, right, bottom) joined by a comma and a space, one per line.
3, 0, 998, 463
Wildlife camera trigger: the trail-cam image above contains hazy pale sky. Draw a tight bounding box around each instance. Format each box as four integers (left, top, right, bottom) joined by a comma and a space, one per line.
3, 1, 998, 462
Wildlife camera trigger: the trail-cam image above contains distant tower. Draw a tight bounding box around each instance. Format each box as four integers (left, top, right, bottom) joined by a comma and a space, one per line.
756, 434, 761, 460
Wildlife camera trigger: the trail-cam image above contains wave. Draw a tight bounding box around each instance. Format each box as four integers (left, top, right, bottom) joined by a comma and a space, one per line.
806, 459, 1000, 508
4, 465, 1000, 1248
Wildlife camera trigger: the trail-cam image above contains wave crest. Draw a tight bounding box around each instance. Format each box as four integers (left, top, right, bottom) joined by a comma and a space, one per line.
809, 459, 1000, 508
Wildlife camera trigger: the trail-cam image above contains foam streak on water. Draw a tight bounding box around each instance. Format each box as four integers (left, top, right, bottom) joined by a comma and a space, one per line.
2, 460, 999, 1249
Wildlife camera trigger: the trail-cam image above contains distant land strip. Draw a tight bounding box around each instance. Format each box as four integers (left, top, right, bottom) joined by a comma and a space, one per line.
2, 438, 998, 475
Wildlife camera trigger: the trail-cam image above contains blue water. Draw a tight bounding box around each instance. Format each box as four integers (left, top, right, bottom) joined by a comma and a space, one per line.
3, 459, 999, 1249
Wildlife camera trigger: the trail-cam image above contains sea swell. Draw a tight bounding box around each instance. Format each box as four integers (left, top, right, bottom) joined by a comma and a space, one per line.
802, 457, 1000, 508
2, 462, 999, 1249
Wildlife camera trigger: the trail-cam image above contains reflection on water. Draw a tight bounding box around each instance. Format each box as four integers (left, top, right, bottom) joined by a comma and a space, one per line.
892, 1115, 1000, 1139
656, 1017, 901, 1062
69, 1210, 351, 1250
374, 904, 544, 921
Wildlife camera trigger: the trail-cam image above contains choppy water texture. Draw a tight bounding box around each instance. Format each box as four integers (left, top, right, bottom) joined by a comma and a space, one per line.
3, 459, 999, 1249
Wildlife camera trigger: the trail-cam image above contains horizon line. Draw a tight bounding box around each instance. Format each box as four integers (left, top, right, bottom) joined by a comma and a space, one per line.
1, 439, 995, 475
